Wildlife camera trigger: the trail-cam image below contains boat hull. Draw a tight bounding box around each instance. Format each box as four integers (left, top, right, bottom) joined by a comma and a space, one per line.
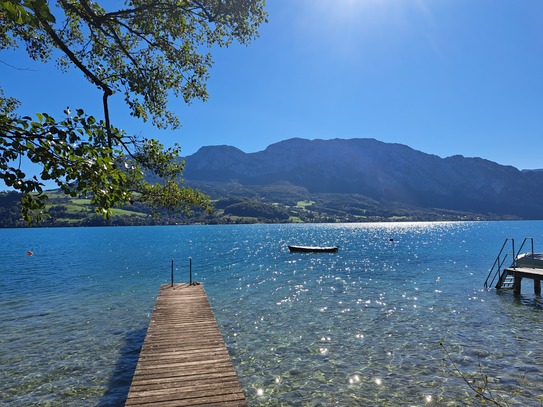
516, 253, 543, 269
288, 245, 338, 253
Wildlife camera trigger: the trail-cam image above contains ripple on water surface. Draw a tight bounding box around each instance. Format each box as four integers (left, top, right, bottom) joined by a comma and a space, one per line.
2, 222, 543, 405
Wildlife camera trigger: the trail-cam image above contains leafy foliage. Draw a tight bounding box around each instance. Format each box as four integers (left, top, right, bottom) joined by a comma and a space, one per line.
1, 0, 267, 127
223, 199, 289, 220
1, 107, 211, 222
0, 0, 267, 222
0, 182, 517, 228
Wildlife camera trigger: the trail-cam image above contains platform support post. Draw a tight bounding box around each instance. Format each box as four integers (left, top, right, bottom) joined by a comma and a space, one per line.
535, 278, 541, 295
513, 273, 522, 296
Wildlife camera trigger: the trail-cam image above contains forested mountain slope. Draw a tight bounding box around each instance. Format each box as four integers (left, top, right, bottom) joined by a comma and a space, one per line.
184, 138, 543, 219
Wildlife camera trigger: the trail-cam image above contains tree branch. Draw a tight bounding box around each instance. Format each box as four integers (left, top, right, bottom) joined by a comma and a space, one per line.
102, 1, 198, 20
35, 12, 112, 98
35, 2, 116, 145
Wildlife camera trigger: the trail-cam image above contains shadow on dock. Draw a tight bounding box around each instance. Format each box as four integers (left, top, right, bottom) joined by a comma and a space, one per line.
97, 328, 147, 407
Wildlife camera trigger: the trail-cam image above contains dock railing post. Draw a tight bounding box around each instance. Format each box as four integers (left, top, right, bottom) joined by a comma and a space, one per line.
189, 257, 193, 285
171, 258, 174, 287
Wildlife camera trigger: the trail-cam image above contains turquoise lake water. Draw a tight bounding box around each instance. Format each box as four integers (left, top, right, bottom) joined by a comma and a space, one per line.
2, 221, 543, 406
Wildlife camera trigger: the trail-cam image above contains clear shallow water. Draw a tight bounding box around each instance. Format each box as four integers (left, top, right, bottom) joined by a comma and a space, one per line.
1, 222, 543, 406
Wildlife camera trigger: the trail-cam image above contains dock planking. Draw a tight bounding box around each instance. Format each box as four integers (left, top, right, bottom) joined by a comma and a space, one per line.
125, 284, 246, 407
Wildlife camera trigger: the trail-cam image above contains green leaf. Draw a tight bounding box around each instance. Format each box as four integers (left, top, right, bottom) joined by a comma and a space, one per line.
1, 0, 265, 223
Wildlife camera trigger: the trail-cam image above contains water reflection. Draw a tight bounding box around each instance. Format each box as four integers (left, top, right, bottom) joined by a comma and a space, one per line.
2, 222, 543, 405
207, 222, 543, 405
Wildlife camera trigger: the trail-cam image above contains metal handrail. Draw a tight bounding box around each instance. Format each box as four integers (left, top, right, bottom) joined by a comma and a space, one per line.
484, 238, 514, 289
486, 253, 511, 289
171, 257, 194, 286
484, 237, 537, 289
515, 238, 534, 265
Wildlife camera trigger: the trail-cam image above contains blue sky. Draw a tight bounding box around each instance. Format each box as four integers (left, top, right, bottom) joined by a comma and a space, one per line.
2, 0, 543, 173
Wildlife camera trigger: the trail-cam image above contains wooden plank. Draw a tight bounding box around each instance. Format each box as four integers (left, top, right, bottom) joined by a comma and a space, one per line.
505, 267, 543, 278
504, 268, 543, 295
125, 284, 246, 406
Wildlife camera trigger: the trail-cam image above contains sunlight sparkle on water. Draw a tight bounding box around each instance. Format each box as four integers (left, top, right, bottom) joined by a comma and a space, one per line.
4, 221, 543, 406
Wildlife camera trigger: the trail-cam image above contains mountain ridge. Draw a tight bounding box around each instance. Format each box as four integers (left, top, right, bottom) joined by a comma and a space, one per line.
183, 137, 543, 219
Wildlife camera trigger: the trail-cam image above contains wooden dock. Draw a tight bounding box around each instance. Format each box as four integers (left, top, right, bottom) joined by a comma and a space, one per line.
504, 267, 543, 295
125, 284, 247, 406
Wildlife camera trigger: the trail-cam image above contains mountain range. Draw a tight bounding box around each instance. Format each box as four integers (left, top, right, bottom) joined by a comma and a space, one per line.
183, 138, 543, 219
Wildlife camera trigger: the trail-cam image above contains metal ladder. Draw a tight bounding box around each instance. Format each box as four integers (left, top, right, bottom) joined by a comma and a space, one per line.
500, 275, 515, 289
484, 238, 534, 289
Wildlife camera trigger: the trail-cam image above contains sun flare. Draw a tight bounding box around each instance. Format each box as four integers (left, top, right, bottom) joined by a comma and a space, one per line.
312, 0, 391, 17
308, 0, 426, 24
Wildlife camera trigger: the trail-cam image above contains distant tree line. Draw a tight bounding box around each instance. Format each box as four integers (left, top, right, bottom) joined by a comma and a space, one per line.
0, 185, 514, 228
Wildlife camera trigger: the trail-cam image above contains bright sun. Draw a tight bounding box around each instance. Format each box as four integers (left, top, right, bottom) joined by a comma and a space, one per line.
308, 0, 402, 24
303, 0, 426, 31
314, 0, 389, 13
